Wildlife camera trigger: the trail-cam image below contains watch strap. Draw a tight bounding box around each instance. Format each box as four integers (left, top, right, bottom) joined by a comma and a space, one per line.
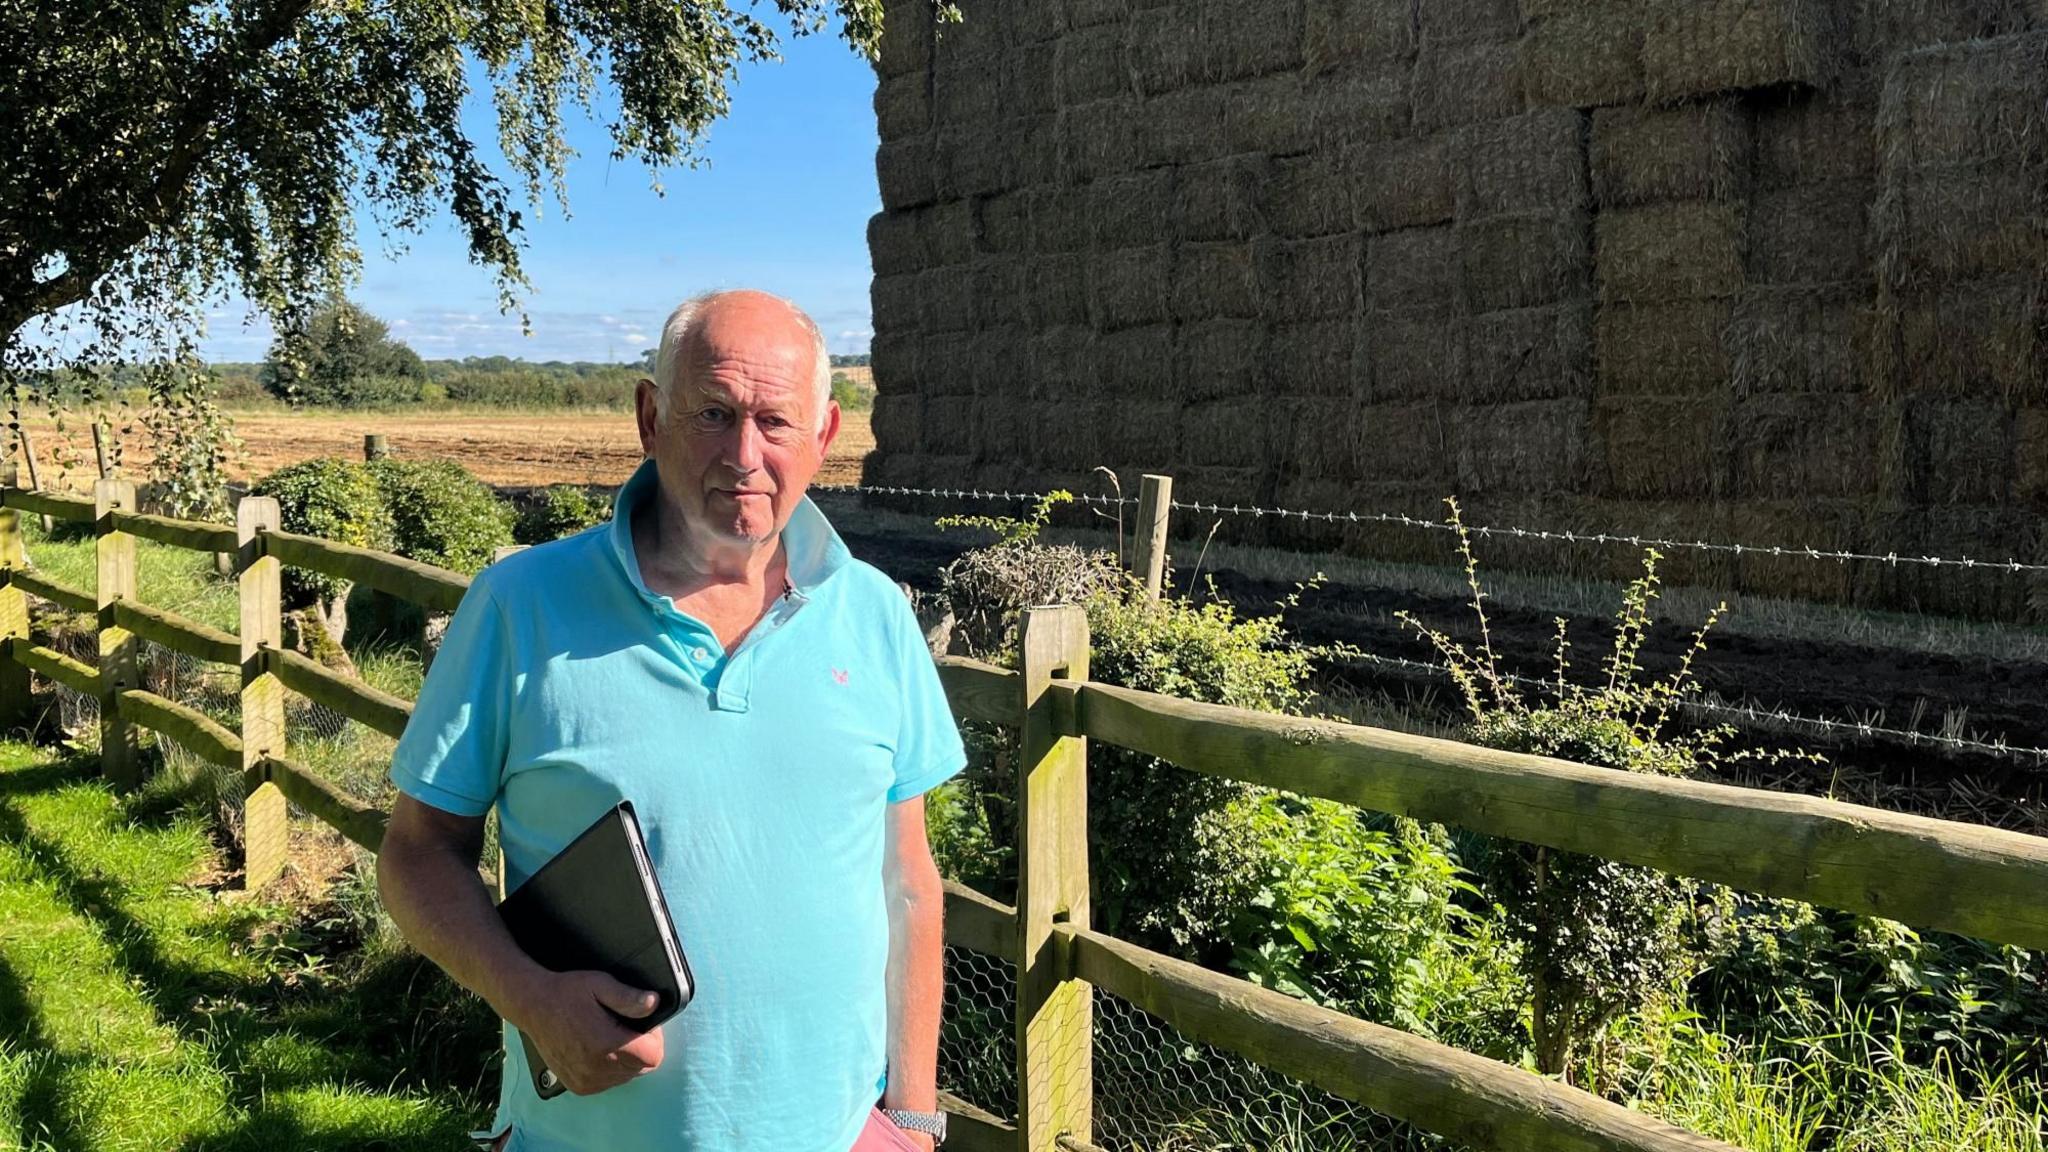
881, 1108, 947, 1144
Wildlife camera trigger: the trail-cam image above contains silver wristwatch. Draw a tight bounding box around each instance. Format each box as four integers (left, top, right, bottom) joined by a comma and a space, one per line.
881, 1108, 947, 1145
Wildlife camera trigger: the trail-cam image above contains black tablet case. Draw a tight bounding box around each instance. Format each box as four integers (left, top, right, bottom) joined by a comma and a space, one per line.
497, 801, 694, 1099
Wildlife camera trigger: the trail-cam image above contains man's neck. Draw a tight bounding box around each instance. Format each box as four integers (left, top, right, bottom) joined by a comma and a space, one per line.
632, 498, 785, 600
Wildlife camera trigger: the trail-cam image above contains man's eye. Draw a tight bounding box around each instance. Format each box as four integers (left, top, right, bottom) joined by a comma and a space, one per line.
697, 408, 731, 424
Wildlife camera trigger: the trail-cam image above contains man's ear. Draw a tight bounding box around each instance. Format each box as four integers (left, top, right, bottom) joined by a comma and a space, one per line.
817, 400, 842, 457
635, 376, 661, 457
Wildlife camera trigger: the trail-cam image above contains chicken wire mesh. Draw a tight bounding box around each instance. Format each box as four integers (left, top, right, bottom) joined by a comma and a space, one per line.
939, 940, 1431, 1152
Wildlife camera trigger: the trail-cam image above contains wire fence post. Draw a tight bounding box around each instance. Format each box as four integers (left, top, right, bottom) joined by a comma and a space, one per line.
1016, 605, 1092, 1152
239, 495, 289, 890
94, 478, 140, 789
363, 434, 389, 462
1133, 475, 1172, 603
0, 465, 31, 731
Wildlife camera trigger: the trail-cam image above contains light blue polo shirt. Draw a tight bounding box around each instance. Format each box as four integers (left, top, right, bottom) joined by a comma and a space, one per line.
389, 460, 967, 1152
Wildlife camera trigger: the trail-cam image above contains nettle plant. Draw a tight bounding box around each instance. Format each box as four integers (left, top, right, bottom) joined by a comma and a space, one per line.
1399, 498, 1815, 1080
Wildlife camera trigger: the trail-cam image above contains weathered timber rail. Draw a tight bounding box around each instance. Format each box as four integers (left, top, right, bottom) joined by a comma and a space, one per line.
3, 469, 2043, 1152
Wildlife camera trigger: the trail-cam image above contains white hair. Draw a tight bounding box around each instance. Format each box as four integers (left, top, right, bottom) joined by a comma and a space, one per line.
650, 290, 832, 428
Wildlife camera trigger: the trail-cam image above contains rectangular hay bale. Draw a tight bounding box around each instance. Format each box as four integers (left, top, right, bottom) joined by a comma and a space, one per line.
1172, 242, 1265, 321
1181, 397, 1272, 467
1178, 156, 1269, 242
1596, 201, 1746, 303
1264, 234, 1365, 321
1267, 320, 1366, 397
1450, 399, 1589, 493
1059, 98, 1141, 182
1355, 402, 1456, 484
1136, 85, 1230, 167
1266, 152, 1353, 238
1089, 324, 1176, 399
1895, 279, 2046, 402
1590, 102, 1751, 207
1903, 396, 2017, 504
1367, 226, 1462, 310
1464, 300, 1595, 402
1893, 164, 2048, 285
1090, 169, 1177, 250
1351, 134, 1457, 232
1460, 210, 1592, 312
919, 264, 979, 332
1196, 0, 1305, 81
1103, 399, 1184, 466
1028, 324, 1094, 400
1090, 245, 1174, 331
1026, 254, 1091, 328
1755, 92, 1875, 187
1411, 38, 1523, 131
1596, 299, 1735, 395
1311, 62, 1413, 146
1176, 320, 1270, 402
1458, 108, 1589, 218
1518, 1, 1646, 108
1128, 5, 1200, 95
1728, 394, 1880, 498
1305, 0, 1417, 73
1366, 308, 1466, 399
1642, 0, 1837, 103
1058, 20, 1131, 106
1749, 182, 1871, 284
1727, 286, 1871, 394
1273, 397, 1363, 480
1591, 395, 1727, 498
1418, 0, 1524, 45
1879, 33, 2048, 169
876, 139, 936, 210
1223, 72, 1319, 155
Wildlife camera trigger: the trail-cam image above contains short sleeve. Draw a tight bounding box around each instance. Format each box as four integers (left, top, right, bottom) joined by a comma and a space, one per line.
886, 593, 968, 804
388, 576, 514, 817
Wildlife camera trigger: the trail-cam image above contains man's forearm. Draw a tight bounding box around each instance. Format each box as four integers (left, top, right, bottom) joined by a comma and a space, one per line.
883, 881, 945, 1111
377, 830, 549, 1027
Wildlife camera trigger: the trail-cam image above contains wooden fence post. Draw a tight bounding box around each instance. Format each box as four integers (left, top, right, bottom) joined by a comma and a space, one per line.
0, 464, 32, 731
15, 431, 54, 535
239, 496, 289, 890
1015, 605, 1092, 1152
363, 434, 389, 461
1134, 474, 1172, 603
91, 420, 112, 479
95, 478, 140, 789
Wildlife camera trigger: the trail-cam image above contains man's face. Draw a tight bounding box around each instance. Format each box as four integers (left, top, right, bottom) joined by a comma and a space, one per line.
636, 296, 841, 547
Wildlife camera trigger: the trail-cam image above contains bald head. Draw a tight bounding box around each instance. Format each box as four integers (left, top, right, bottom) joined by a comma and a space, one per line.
650, 290, 831, 428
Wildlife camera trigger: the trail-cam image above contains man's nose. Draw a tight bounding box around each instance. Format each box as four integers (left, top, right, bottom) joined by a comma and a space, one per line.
725, 418, 765, 473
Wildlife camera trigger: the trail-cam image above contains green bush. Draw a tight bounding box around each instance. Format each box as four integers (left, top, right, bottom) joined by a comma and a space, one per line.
250, 458, 392, 606
367, 458, 514, 575
514, 484, 611, 545
263, 299, 426, 407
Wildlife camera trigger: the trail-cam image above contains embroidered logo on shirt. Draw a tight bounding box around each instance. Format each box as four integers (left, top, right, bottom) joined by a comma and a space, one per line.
831, 668, 849, 685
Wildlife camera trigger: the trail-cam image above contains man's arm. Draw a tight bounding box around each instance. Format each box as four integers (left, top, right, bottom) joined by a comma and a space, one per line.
377, 793, 664, 1096
883, 794, 947, 1150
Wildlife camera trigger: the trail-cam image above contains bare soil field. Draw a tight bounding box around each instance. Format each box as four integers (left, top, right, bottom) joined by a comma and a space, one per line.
19, 408, 874, 490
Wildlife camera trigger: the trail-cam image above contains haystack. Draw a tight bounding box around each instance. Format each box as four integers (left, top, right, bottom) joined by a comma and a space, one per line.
1591, 395, 1726, 499
868, 211, 925, 277
1311, 62, 1413, 146
1895, 278, 2045, 402
1179, 156, 1269, 242
877, 0, 934, 79
1225, 72, 1317, 155
1878, 33, 2048, 169
1595, 300, 1734, 395
876, 74, 931, 139
1057, 21, 1130, 107
1264, 235, 1365, 321
1304, 0, 1416, 74
1350, 134, 1456, 233
1411, 39, 1521, 131
1180, 398, 1272, 467
1088, 324, 1174, 399
1460, 210, 1591, 312
1458, 108, 1588, 218
1590, 102, 1750, 206
1749, 183, 1872, 284
1026, 254, 1090, 328
1893, 165, 2048, 285
1367, 226, 1461, 311
1517, 1, 1646, 108
869, 393, 923, 455
876, 140, 936, 210
1365, 308, 1465, 400
1451, 399, 1588, 494
1090, 245, 1173, 331
1642, 0, 1836, 103
1727, 394, 1877, 499
1266, 152, 1352, 238
1464, 300, 1594, 403
870, 333, 919, 394
1727, 286, 1870, 395
1172, 242, 1263, 321
1596, 201, 1745, 302
1268, 319, 1364, 397
1137, 86, 1228, 167
870, 273, 922, 337
1176, 319, 1267, 402
1755, 93, 1876, 188
1091, 169, 1177, 250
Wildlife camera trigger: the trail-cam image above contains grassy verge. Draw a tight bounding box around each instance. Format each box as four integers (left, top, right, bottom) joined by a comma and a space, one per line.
0, 742, 494, 1151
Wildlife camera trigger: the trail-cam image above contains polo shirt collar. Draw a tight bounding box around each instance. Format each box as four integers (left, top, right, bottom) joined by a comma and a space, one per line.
606, 459, 851, 606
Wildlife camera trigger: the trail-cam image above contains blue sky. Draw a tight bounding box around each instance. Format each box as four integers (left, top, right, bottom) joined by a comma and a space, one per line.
203, 29, 882, 364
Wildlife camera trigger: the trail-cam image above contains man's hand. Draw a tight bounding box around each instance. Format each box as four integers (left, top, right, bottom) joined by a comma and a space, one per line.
509, 969, 666, 1096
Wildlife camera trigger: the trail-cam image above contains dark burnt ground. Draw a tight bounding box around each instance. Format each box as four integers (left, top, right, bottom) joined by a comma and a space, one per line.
832, 505, 2048, 830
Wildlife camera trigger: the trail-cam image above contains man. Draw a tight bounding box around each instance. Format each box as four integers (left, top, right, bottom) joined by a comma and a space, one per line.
377, 290, 964, 1152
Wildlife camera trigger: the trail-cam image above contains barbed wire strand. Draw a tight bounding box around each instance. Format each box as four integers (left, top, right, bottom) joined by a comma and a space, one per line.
1333, 647, 2048, 763
811, 482, 2048, 577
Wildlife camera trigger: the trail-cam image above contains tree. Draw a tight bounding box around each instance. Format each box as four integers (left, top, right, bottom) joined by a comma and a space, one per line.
1, 1, 939, 458
262, 298, 425, 406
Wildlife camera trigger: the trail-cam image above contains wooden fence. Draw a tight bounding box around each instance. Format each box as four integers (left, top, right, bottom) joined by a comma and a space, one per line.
2, 471, 2045, 1152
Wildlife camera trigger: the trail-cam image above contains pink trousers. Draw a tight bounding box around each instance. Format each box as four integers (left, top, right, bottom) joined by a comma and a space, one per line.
487, 1107, 925, 1151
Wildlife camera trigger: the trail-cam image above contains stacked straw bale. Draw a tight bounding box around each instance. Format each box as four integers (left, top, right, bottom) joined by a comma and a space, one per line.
866, 0, 2048, 618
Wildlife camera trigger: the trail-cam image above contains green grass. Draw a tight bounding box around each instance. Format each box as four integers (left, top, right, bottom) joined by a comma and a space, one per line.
0, 742, 496, 1151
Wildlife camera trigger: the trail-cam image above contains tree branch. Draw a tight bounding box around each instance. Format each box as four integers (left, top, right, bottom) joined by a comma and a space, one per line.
22, 0, 321, 320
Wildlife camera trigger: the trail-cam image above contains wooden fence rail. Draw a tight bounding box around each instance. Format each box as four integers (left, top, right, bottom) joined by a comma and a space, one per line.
1, 477, 2042, 1152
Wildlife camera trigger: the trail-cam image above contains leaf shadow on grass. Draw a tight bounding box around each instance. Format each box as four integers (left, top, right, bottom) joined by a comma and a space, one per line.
0, 756, 494, 1150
